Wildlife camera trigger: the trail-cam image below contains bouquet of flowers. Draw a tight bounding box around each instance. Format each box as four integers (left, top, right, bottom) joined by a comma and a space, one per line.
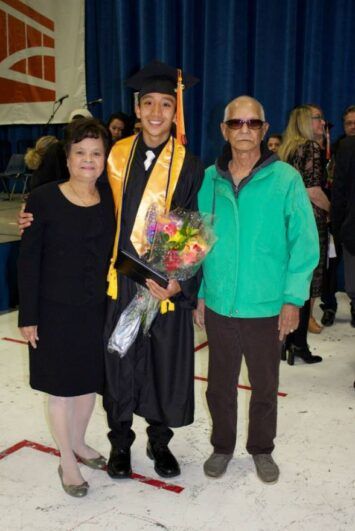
107, 205, 216, 357
146, 207, 214, 279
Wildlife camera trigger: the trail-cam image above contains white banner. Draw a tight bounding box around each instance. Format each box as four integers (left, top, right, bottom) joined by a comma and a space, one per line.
0, 0, 86, 124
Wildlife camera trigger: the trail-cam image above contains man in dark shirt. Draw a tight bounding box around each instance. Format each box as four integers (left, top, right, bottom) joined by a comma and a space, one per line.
321, 105, 355, 326
332, 136, 355, 327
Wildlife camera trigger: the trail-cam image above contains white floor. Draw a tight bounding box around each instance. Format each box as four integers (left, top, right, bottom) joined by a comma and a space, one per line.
0, 295, 354, 531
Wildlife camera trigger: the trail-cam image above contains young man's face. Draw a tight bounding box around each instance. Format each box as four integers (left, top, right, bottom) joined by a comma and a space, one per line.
135, 92, 176, 148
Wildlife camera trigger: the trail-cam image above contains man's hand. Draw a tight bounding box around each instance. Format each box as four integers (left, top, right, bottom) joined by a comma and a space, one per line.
193, 298, 205, 328
278, 304, 300, 341
18, 203, 33, 235
19, 326, 39, 349
145, 278, 181, 301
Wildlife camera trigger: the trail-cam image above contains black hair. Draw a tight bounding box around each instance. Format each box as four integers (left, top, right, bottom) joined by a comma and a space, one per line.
64, 118, 110, 156
343, 105, 355, 120
267, 134, 282, 142
106, 112, 132, 138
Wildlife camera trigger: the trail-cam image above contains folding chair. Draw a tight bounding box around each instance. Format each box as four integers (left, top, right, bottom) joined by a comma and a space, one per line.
0, 154, 30, 200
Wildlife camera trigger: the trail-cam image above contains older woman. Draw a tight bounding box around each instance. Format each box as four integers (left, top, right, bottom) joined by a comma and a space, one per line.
18, 118, 115, 497
278, 104, 330, 364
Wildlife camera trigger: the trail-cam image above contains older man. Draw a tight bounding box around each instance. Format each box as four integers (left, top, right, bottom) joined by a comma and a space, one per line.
195, 96, 319, 483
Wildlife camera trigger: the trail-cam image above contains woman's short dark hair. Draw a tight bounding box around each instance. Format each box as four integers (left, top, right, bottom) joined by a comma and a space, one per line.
64, 118, 110, 156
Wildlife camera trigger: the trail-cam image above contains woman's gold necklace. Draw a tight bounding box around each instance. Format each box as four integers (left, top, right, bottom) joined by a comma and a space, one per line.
68, 182, 99, 207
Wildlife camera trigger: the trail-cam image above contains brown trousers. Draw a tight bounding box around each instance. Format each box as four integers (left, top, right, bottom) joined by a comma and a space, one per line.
205, 307, 282, 455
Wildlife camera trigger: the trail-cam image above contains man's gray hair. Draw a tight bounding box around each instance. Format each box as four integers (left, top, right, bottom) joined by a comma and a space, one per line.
223, 96, 266, 122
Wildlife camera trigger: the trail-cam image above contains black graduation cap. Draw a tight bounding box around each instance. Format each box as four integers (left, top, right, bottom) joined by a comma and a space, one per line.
125, 60, 198, 99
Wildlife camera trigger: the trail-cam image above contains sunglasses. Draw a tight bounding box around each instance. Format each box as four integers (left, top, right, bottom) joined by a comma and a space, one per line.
224, 119, 265, 130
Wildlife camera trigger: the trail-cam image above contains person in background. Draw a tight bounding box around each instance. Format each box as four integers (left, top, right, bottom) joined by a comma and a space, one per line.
24, 136, 59, 191
133, 119, 142, 134
303, 103, 331, 334
25, 135, 59, 170
342, 105, 355, 137
321, 104, 355, 327
195, 95, 318, 483
107, 112, 132, 144
279, 104, 330, 363
17, 118, 115, 497
267, 134, 282, 153
332, 135, 355, 328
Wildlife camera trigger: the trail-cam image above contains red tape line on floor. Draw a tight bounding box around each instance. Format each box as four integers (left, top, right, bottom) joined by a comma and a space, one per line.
0, 440, 184, 493
2, 337, 27, 345
2, 337, 287, 396
194, 341, 208, 352
194, 375, 287, 397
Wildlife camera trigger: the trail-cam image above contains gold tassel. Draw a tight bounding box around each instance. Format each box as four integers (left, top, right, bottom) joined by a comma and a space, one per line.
106, 263, 118, 300
160, 299, 175, 314
176, 68, 187, 145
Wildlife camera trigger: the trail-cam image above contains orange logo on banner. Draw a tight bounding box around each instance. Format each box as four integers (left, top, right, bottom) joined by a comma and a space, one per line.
0, 0, 56, 104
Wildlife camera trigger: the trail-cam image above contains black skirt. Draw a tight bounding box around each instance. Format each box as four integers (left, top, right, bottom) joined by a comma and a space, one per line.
29, 298, 106, 397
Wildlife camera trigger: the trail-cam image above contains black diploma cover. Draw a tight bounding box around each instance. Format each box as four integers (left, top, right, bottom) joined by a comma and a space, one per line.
115, 249, 169, 288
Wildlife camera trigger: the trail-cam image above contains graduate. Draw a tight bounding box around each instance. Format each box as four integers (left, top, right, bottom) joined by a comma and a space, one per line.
104, 61, 204, 479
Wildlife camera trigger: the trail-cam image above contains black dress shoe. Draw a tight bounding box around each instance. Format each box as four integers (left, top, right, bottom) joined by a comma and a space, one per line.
147, 441, 181, 478
321, 308, 336, 327
107, 447, 132, 479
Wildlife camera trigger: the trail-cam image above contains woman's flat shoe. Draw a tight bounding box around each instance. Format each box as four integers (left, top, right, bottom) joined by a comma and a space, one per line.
74, 452, 107, 470
58, 465, 89, 497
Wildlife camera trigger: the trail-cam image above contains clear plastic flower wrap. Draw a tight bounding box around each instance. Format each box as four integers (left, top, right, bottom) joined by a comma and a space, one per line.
107, 285, 159, 356
108, 205, 216, 357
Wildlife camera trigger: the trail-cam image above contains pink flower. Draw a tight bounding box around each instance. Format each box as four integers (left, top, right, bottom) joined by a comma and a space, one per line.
164, 222, 177, 237
164, 250, 181, 272
182, 251, 199, 265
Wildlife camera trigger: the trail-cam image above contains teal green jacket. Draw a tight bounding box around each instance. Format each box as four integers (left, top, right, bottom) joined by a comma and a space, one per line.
198, 156, 320, 318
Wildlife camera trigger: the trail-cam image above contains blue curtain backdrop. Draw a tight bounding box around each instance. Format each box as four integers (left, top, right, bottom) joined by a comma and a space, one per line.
1, 0, 355, 166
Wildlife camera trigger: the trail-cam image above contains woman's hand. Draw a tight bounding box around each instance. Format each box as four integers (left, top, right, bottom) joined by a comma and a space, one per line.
18, 204, 33, 235
20, 326, 39, 348
307, 186, 330, 213
145, 279, 181, 300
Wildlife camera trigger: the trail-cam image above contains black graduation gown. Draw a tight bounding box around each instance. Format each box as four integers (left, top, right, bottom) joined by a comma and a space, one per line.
104, 136, 204, 428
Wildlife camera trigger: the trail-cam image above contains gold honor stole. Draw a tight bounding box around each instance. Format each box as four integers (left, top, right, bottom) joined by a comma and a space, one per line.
107, 134, 186, 301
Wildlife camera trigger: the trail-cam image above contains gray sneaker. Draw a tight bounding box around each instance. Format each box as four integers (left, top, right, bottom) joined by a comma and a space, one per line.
252, 454, 279, 484
203, 452, 233, 478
